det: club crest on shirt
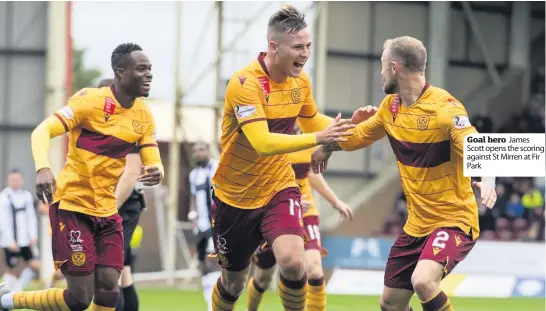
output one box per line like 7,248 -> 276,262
71,251 -> 86,267
218,253 -> 229,267
133,120 -> 144,134
417,115 -> 430,130
291,88 -> 301,104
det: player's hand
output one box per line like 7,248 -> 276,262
8,243 -> 19,253
351,105 -> 378,124
316,113 -> 355,145
188,210 -> 198,221
30,239 -> 37,248
36,168 -> 56,204
138,166 -> 163,186
311,145 -> 332,174
333,200 -> 354,221
301,195 -> 312,213
472,181 -> 497,209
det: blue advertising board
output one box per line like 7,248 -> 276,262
321,237 -> 395,269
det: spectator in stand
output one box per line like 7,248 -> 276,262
505,193 -> 524,219
521,184 -> 545,220
472,114 -> 494,133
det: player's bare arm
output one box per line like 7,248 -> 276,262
115,153 -> 142,209
308,170 -> 354,220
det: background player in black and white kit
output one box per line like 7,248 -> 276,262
187,141 -> 221,311
0,169 -> 40,292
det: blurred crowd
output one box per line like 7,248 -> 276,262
381,67 -> 546,242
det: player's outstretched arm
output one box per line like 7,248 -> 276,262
308,170 -> 354,220
311,105 -> 385,174
242,113 -> 355,156
137,113 -> 164,186
228,77 -> 355,156
115,152 -> 142,209
441,100 -> 497,208
296,69 -> 379,134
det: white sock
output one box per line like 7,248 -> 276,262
44,274 -> 53,289
15,267 -> 35,291
202,271 -> 221,304
2,274 -> 17,290
1,292 -> 14,309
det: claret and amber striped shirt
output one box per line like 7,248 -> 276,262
340,84 -> 481,240
212,53 -> 331,209
31,86 -> 163,217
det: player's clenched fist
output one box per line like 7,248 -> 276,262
35,167 -> 56,204
138,166 -> 163,186
315,113 -> 355,145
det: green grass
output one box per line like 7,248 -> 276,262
7,284 -> 545,310
137,288 -> 545,311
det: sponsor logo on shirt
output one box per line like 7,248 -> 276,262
235,105 -> 256,118
453,115 -> 471,129
59,106 -> 74,119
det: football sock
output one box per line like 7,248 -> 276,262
89,289 -> 119,311
3,288 -> 80,310
2,274 -> 17,290
278,273 -> 307,311
246,277 -> 266,311
421,290 -> 453,311
89,302 -> 115,311
211,277 -> 238,311
306,277 -> 326,311
15,267 -> 35,291
122,284 -> 139,311
202,271 -> 220,310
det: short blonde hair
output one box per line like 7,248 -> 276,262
383,36 -> 427,72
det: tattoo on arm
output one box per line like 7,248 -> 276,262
323,143 -> 342,153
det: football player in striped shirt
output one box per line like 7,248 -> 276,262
312,36 -> 497,311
